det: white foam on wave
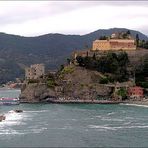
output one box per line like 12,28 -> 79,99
121,103 -> 148,108
107,112 -> 116,116
51,126 -> 72,130
88,125 -> 116,130
0,129 -> 24,135
101,117 -> 124,122
123,122 -> 132,125
29,127 -> 48,133
6,112 -> 22,120
88,124 -> 148,130
0,110 -> 26,127
115,125 -> 148,129
95,115 -> 102,118
0,126 -> 47,135
24,110 -> 49,113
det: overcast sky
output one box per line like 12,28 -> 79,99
0,1 -> 148,36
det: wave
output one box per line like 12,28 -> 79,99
122,103 -> 148,108
0,130 -> 24,135
123,122 -> 132,125
95,115 -> 102,118
0,110 -> 27,127
107,112 -> 116,116
101,117 -> 124,122
88,124 -> 148,130
28,127 -> 48,133
24,110 -> 49,113
88,125 -> 116,130
0,127 -> 48,135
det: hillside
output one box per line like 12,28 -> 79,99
0,28 -> 148,84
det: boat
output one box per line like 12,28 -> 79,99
0,97 -> 20,105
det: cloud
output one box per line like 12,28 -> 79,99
0,1 -> 148,36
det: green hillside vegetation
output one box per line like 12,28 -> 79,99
76,52 -> 129,82
135,57 -> 148,88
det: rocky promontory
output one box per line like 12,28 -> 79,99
20,65 -> 112,103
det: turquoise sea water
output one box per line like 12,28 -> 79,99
0,89 -> 148,147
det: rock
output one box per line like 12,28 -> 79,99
14,109 -> 23,113
19,83 -> 56,103
0,115 -> 6,121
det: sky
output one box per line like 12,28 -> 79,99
0,1 -> 148,37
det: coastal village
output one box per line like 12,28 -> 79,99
19,31 -> 148,103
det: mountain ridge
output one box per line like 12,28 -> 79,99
0,28 -> 147,84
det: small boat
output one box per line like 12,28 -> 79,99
0,97 -> 20,105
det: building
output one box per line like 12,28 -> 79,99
92,39 -> 136,51
92,32 -> 136,51
25,64 -> 45,80
128,86 -> 144,99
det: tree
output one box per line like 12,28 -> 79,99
92,53 -> 96,60
67,58 -> 71,65
76,56 -> 84,66
143,41 -> 148,49
117,88 -> 127,100
136,34 -> 139,46
143,57 -> 148,76
60,64 -> 64,71
100,77 -> 109,84
86,51 -> 89,57
126,30 -> 131,35
117,52 -> 129,67
99,36 -> 107,40
106,52 -> 118,73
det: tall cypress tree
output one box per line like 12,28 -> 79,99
136,34 -> 139,47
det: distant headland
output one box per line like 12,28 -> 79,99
19,30 -> 148,104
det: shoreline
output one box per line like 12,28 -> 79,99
122,99 -> 148,106
20,99 -> 122,104
20,99 -> 148,106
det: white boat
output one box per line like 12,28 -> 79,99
0,97 -> 20,105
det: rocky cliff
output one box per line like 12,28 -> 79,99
20,83 -> 56,103
19,65 -> 112,103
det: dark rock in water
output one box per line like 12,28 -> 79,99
0,115 -> 6,121
14,110 -> 23,113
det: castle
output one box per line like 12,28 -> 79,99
92,32 -> 136,51
72,32 -> 137,61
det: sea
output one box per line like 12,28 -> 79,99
0,89 -> 148,147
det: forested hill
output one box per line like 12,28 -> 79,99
0,28 -> 148,84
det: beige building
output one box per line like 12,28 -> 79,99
25,64 -> 45,80
92,39 -> 136,51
